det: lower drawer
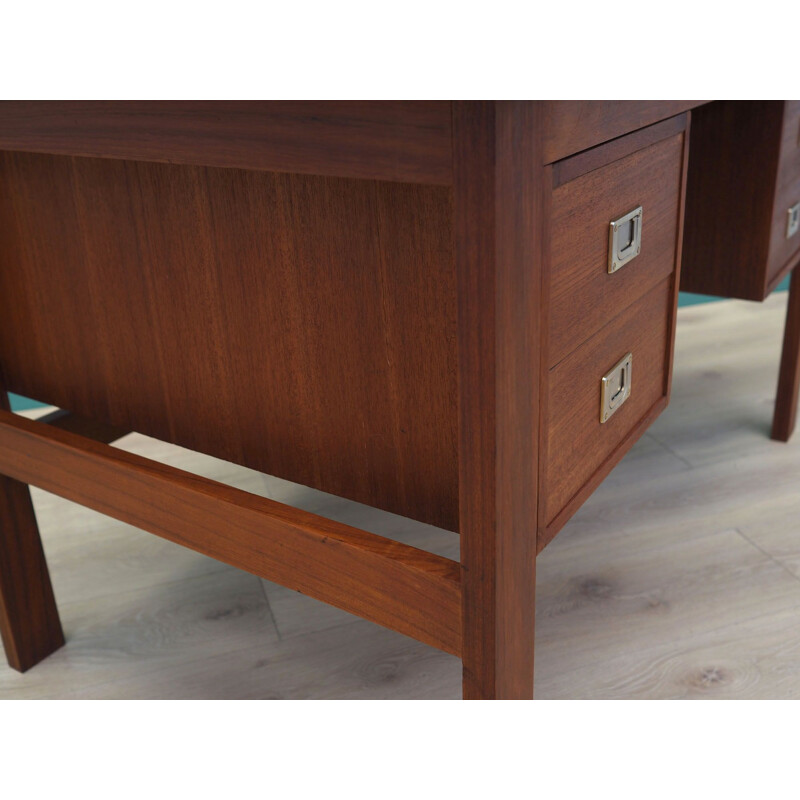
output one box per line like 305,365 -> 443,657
542,278 -> 674,536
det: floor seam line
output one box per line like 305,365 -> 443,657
259,580 -> 283,641
646,431 -> 694,470
733,527 -> 800,586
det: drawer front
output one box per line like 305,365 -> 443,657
767,100 -> 800,285
544,279 -> 673,529
548,131 -> 684,367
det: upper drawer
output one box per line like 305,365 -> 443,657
766,101 -> 800,285
548,125 -> 685,367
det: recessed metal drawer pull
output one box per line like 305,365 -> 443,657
787,202 -> 800,239
608,206 -> 643,273
600,352 -> 632,423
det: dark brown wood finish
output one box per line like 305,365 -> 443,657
0,101 -> 453,185
0,390 -> 64,671
542,101 -> 704,165
453,102 -> 541,699
0,152 -> 459,532
772,268 -> 800,441
0,409 -> 462,655
681,101 -> 799,301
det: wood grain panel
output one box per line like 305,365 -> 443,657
542,101 -> 703,164
549,131 -> 684,366
544,279 -> 672,526
0,409 -> 463,655
0,101 -> 453,185
0,152 -> 459,531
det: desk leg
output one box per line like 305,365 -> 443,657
453,102 -> 542,699
0,392 -> 64,671
772,268 -> 800,442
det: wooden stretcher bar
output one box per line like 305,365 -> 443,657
0,409 -> 462,656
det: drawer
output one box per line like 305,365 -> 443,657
548,127 -> 685,367
543,278 -> 673,530
766,101 -> 800,285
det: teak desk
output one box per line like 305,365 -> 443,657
0,101 -> 798,699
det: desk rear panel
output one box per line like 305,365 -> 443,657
0,152 -> 460,531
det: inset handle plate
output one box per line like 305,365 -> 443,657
608,206 -> 643,274
787,202 -> 800,239
600,352 -> 632,423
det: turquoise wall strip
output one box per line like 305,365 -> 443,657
9,395 -> 49,412
679,275 -> 791,307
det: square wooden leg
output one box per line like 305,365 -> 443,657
772,268 -> 800,442
0,393 -> 64,672
453,102 -> 541,699
0,473 -> 65,672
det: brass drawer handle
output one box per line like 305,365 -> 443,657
608,207 -> 642,273
600,352 -> 632,423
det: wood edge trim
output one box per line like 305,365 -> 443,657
665,120 -> 691,400
552,114 -> 688,189
538,395 -> 669,553
537,165 -> 554,536
0,409 -> 462,656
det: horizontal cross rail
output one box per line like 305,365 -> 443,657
0,410 -> 462,655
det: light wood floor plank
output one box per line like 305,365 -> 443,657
537,605 -> 800,700
0,568 -> 278,699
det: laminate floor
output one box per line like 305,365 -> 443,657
2,294 -> 799,699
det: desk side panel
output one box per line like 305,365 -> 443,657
0,152 -> 459,531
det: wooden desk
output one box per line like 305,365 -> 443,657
681,100 -> 800,442
0,100 -> 789,700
